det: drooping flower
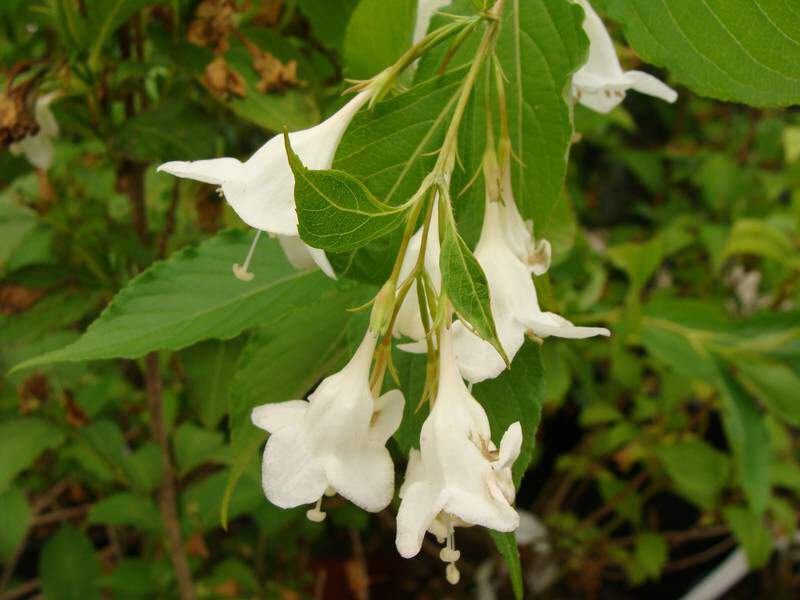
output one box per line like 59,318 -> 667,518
158,89 -> 373,279
250,329 -> 404,520
396,328 -> 521,584
450,172 -> 610,383
9,92 -> 59,171
572,0 -> 677,114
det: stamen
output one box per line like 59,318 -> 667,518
232,230 -> 262,281
306,496 -> 326,523
439,519 -> 461,563
324,486 -> 336,498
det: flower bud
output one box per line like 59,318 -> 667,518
370,280 -> 397,336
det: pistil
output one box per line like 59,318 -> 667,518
233,229 -> 262,281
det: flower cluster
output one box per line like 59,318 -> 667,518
158,0 -> 674,584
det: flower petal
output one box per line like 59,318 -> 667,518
369,389 -> 405,445
157,157 -> 244,186
446,485 -> 519,533
277,235 -> 317,270
627,70 -> 678,104
396,480 -> 449,558
522,311 -> 610,339
496,421 -> 523,471
251,400 -> 308,433
261,425 -> 328,508
327,443 -> 395,512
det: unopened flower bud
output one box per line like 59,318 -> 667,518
370,280 -> 396,336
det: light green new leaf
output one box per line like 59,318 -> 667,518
716,360 -> 772,516
173,423 -> 227,477
286,134 -> 408,252
88,492 -> 163,533
607,0 -> 800,107
655,440 -> 730,509
735,361 -> 800,427
39,526 -> 102,600
0,417 -> 65,490
344,0 -> 416,79
723,506 -> 773,568
497,0 -> 589,226
440,215 -> 507,364
490,531 -> 524,600
12,231 -> 333,371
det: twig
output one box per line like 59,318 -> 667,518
145,353 -> 195,600
663,537 -> 737,573
577,471 -> 648,530
0,579 -> 40,600
32,504 -> 91,526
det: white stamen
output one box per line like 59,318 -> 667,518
324,486 -> 336,497
439,518 -> 461,563
446,563 -> 460,585
232,229 -> 262,281
306,496 -> 326,522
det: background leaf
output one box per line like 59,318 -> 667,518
39,525 -> 102,600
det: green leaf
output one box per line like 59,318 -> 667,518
343,0 -> 416,79
297,0 -> 361,52
286,134 -> 407,253
715,360 -> 772,516
440,215 -> 507,364
490,531 -> 523,600
39,525 -> 102,600
184,465 -> 263,532
12,231 -> 333,371
735,361 -> 800,427
497,0 -> 588,225
634,532 -> 668,580
723,506 -> 773,568
332,67 -> 465,281
88,492 -> 162,533
0,417 -> 65,490
474,341 -> 544,486
392,349 -> 430,453
173,423 -> 227,477
608,0 -> 800,107
87,0 -> 157,69
655,440 -> 730,509
181,336 -> 247,429
0,486 -> 30,561
97,559 -> 168,598
722,218 -> 800,269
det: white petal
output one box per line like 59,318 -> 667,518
496,422 -> 522,470
522,311 -> 610,339
446,485 -> 519,533
576,0 -> 625,80
14,134 -> 54,171
277,235 -> 317,270
34,92 -> 59,137
157,158 -> 244,186
627,70 -> 678,104
251,400 -> 308,433
396,481 -> 448,558
370,389 -> 405,445
450,320 -> 509,384
327,443 -> 395,512
261,425 -> 328,508
413,0 -> 451,44
575,86 -> 626,113
305,245 -> 336,279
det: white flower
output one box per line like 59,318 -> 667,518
10,92 -> 59,171
250,329 -> 404,519
395,328 -> 521,583
572,0 -> 677,114
413,0 -> 452,45
158,89 -> 372,278
393,198 -> 441,342
451,174 -> 610,383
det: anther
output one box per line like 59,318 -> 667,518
306,496 -> 326,523
324,486 -> 336,498
232,230 -> 262,281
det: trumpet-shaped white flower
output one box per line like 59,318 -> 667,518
158,90 -> 373,278
10,92 -> 59,171
572,0 -> 677,114
451,178 -> 610,383
251,330 -> 404,519
396,329 -> 521,583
